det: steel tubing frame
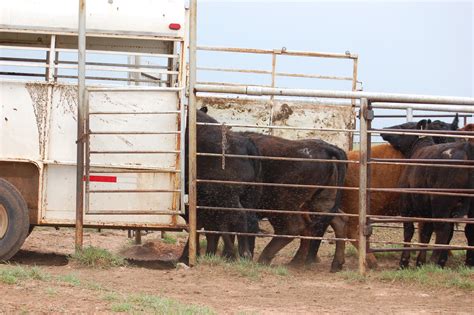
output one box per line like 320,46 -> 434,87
188,3 -> 474,274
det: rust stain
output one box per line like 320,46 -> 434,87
25,83 -> 49,153
55,85 -> 78,121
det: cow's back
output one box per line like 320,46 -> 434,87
343,144 -> 404,216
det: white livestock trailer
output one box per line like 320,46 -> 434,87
0,0 -> 360,261
0,0 -> 188,259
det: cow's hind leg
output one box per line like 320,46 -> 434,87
465,204 -> 474,267
430,222 -> 453,267
416,222 -> 433,267
258,237 -> 293,265
329,215 -> 347,272
205,233 -> 219,256
400,222 -> 415,269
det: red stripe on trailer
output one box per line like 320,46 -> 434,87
83,175 -> 117,183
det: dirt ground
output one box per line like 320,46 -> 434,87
1,225 -> 473,314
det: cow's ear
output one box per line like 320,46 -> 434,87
416,119 -> 429,130
200,106 -> 208,113
451,113 -> 459,130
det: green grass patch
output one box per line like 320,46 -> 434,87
57,273 -> 81,286
109,294 -> 215,314
0,265 -> 50,285
377,265 -> 474,290
198,255 -> 288,280
339,270 -> 367,283
69,246 -> 127,269
162,234 -> 178,245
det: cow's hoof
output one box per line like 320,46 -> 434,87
257,257 -> 272,265
287,259 -> 305,268
399,259 -> 409,269
416,260 -> 426,268
305,255 -> 321,265
367,256 -> 378,270
330,261 -> 343,273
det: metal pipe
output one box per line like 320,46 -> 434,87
197,205 -> 360,218
196,179 -> 359,191
370,240 -> 474,251
198,230 -> 357,242
196,121 -> 356,133
75,0 -> 86,252
358,98 -> 369,275
194,84 -> 474,106
197,46 -> 358,59
406,107 -> 413,122
197,152 -> 359,164
188,0 -> 198,267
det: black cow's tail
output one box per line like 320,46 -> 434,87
240,137 -> 263,214
327,145 -> 348,215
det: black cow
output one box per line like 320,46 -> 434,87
381,119 -> 474,268
179,109 -> 262,263
238,132 -> 348,271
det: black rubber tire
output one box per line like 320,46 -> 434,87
0,178 -> 29,261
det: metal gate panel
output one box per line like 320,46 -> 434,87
197,96 -> 355,151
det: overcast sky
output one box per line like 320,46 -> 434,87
197,0 -> 473,98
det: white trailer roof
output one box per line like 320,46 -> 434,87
0,0 -> 185,39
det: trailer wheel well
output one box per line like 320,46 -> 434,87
0,161 -> 40,225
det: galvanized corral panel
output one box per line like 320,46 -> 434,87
1,0 -> 185,39
197,96 -> 355,151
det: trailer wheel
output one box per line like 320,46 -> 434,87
0,178 -> 29,260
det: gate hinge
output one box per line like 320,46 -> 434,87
363,109 -> 374,121
363,223 -> 373,237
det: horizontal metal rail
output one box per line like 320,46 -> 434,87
370,128 -> 474,140
56,74 -> 164,84
197,46 -> 358,59
196,179 -> 359,191
369,216 -> 474,224
55,47 -> 178,59
369,245 -> 474,252
0,71 -> 45,78
370,240 -> 474,251
197,121 -> 356,133
89,131 -> 180,135
197,152 -> 359,164
89,111 -> 180,115
86,210 -> 181,215
90,168 -> 180,174
197,66 -> 353,81
194,84 -> 474,106
369,159 -> 474,169
196,81 -> 273,88
197,179 -> 474,198
196,205 -> 360,218
369,187 -> 474,198
89,189 -> 180,193
89,150 -> 179,154
198,230 -> 357,242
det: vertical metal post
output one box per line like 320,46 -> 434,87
75,0 -> 86,252
349,56 -> 359,150
188,0 -> 198,266
358,97 -> 371,275
47,35 -> 56,82
406,107 -> 413,122
268,52 -> 277,135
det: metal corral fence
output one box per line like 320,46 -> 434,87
189,79 -> 474,276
